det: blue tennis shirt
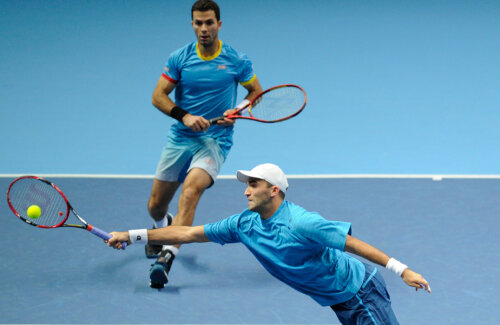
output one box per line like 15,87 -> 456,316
204,201 -> 366,306
162,40 -> 256,151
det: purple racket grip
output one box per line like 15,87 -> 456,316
89,225 -> 127,249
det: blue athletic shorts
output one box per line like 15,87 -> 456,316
331,263 -> 399,325
154,134 -> 228,183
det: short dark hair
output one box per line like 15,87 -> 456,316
191,0 -> 220,21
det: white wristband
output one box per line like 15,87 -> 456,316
386,257 -> 408,277
128,229 -> 148,244
235,99 -> 250,109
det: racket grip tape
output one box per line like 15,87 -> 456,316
88,225 -> 127,249
209,113 -> 238,125
208,116 -> 224,125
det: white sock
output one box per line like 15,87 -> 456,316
154,216 -> 171,228
162,245 -> 179,256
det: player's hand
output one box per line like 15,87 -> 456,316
401,268 -> 431,293
182,114 -> 210,132
216,109 -> 237,126
107,231 -> 130,250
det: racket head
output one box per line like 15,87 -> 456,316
235,84 -> 307,123
7,176 -> 70,228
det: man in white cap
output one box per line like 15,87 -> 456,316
107,163 -> 431,325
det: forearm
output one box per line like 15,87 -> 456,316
124,225 -> 209,247
344,235 -> 390,267
245,89 -> 260,102
152,92 -> 178,117
151,77 -> 186,119
342,236 -> 431,293
147,225 -> 209,245
243,78 -> 263,101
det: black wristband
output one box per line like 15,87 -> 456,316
170,106 -> 189,122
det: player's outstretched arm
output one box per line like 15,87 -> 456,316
107,225 -> 209,250
345,235 -> 431,293
149,225 -> 209,245
401,268 -> 431,292
107,231 -> 131,248
344,234 -> 391,266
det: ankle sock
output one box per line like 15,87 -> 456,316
154,216 -> 171,228
162,245 -> 179,256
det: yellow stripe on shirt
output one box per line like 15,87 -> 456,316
197,40 -> 223,61
240,74 -> 257,86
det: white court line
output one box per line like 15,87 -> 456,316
0,174 -> 156,179
0,174 -> 499,180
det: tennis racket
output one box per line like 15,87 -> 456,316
7,176 -> 127,249
209,84 -> 307,124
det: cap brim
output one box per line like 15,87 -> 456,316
236,170 -> 257,183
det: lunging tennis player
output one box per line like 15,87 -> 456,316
108,163 -> 430,324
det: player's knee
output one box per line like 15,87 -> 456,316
147,199 -> 167,219
180,185 -> 203,202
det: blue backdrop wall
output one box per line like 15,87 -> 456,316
1,0 -> 499,175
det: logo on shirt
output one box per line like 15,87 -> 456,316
205,157 -> 215,166
217,65 -> 227,70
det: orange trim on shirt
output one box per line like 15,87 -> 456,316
162,73 -> 178,84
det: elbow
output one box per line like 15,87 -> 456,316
152,93 -> 160,108
152,88 -> 165,108
344,235 -> 355,254
186,226 -> 206,243
185,227 -> 198,243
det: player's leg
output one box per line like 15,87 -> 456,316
146,137 -> 190,258
150,136 -> 226,288
145,179 -> 180,258
172,167 -> 213,227
149,168 -> 212,288
148,179 -> 180,223
169,136 -> 225,230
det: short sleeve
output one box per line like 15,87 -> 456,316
295,212 -> 352,251
162,51 -> 181,83
204,214 -> 241,245
236,53 -> 255,85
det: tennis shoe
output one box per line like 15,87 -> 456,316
149,249 -> 175,288
145,212 -> 173,258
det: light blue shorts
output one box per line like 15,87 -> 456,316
154,134 -> 228,184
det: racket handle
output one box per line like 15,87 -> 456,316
209,114 -> 239,125
88,225 -> 127,249
208,116 -> 224,125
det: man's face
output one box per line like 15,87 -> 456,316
244,178 -> 274,213
192,10 -> 221,48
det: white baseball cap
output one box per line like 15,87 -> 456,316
236,163 -> 289,193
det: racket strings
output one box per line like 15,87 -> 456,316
8,178 -> 68,227
250,86 -> 305,121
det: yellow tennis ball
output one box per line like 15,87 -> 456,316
27,205 -> 42,219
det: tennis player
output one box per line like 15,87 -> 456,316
146,0 -> 262,287
108,163 -> 431,324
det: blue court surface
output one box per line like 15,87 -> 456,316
1,0 -> 499,324
1,176 -> 499,324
